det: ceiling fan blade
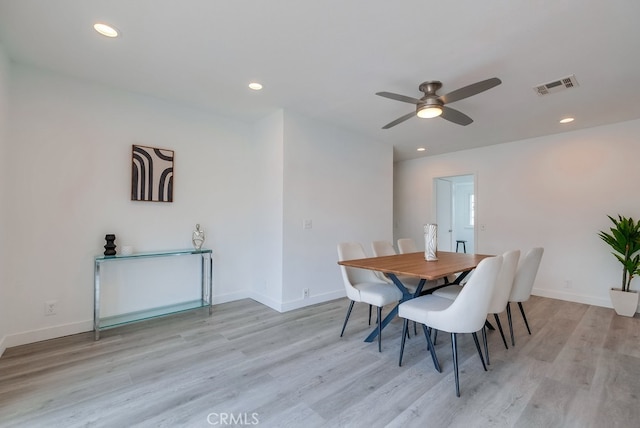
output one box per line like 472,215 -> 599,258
440,106 -> 473,126
439,77 -> 502,104
376,91 -> 422,104
382,111 -> 415,129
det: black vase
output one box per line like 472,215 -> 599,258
104,234 -> 116,256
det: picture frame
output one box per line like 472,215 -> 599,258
131,144 -> 174,202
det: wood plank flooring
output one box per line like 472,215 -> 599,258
1,296 -> 639,427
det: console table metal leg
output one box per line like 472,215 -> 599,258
94,260 -> 101,341
202,253 -> 214,315
208,254 -> 213,315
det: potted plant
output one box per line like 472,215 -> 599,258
598,215 -> 640,316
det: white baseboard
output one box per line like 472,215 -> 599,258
0,335 -> 6,358
212,290 -> 251,305
532,287 -> 612,308
280,289 -> 346,312
249,291 -> 284,312
2,320 -> 93,350
248,289 -> 346,313
1,291 -> 252,351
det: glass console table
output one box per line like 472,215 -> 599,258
94,248 -> 213,340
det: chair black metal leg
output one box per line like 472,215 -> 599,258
494,313 -> 508,349
433,329 -> 438,345
451,333 -> 460,397
507,302 -> 515,346
420,324 -> 431,350
423,324 -> 441,373
481,326 -> 489,365
518,302 -> 531,335
368,304 -> 372,326
472,332 -> 487,371
377,306 -> 383,352
414,321 -> 417,336
399,319 -> 409,366
340,300 -> 355,337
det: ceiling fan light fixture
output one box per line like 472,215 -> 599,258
417,105 -> 443,119
93,23 -> 119,38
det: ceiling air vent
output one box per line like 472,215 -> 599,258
533,74 -> 579,96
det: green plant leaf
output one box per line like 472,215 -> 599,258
599,215 -> 640,292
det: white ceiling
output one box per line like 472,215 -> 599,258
1,0 -> 639,161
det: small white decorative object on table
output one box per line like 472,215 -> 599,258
424,223 -> 438,261
192,224 -> 205,250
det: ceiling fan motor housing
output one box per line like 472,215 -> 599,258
416,96 -> 444,115
419,81 -> 443,95
417,81 -> 444,116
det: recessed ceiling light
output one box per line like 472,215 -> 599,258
417,147 -> 426,152
248,82 -> 263,91
94,23 -> 119,38
559,117 -> 575,124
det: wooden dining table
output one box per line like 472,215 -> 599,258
338,251 -> 493,343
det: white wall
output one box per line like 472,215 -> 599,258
250,110 -> 285,309
281,112 -> 393,309
247,110 -> 393,312
3,64 -> 257,347
1,63 -> 393,350
395,119 -> 640,310
0,43 -> 10,354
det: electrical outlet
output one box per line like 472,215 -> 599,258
564,280 -> 572,289
44,300 -> 57,316
303,288 -> 310,298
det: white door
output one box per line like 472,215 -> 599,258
435,174 -> 475,253
435,178 -> 453,251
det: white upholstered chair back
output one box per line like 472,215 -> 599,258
488,250 -> 520,314
397,238 -> 418,254
509,247 -> 544,303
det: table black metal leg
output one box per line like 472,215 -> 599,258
364,273 -> 420,343
364,304 -> 398,342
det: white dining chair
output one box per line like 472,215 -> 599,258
507,247 -> 544,346
337,242 -> 403,352
397,238 -> 418,254
370,240 -> 401,283
371,240 -> 398,257
398,255 -> 503,397
431,283 -> 463,300
433,250 -> 520,361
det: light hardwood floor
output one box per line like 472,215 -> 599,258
1,296 -> 639,427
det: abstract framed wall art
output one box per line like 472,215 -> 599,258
131,145 -> 174,202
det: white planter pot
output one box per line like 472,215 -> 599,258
609,288 -> 639,317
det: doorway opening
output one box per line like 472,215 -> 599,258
434,174 -> 475,253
